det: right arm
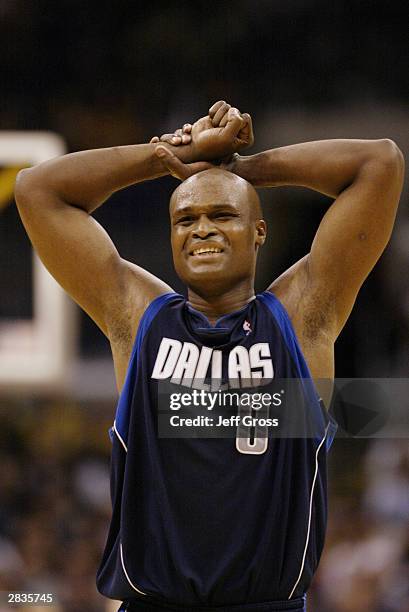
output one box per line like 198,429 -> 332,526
14,103 -> 249,345
14,143 -> 175,342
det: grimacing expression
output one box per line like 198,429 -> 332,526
170,169 -> 266,293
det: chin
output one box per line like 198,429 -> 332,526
182,269 -> 241,296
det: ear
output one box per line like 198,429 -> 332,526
255,220 -> 267,247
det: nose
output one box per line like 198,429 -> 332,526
192,215 -> 217,239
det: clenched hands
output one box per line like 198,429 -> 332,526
151,101 -> 253,181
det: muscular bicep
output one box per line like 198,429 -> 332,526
307,141 -> 404,338
14,172 -> 173,337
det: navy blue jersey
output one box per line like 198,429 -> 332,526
97,291 -> 337,607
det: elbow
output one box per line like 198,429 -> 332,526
361,139 -> 405,194
14,168 -> 34,207
372,139 -> 405,179
14,167 -> 45,208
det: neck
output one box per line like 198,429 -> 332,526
187,280 -> 255,325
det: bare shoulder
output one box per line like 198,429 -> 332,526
107,258 -> 174,392
267,254 -> 335,382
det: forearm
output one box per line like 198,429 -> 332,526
17,142 -> 184,213
232,139 -> 401,198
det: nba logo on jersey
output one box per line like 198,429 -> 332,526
243,319 -> 252,335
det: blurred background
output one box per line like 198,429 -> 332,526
0,1 -> 408,610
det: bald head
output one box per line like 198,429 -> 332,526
169,167 -> 267,293
170,168 -> 262,221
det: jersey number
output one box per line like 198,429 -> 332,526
235,402 -> 269,455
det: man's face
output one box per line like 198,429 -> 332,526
170,169 -> 265,295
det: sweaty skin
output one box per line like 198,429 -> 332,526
14,102 -> 404,406
170,168 -> 265,311
157,138 -> 405,405
168,169 -> 333,403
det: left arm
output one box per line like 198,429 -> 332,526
152,116 -> 404,341
230,139 -> 405,339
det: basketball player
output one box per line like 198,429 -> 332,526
14,101 -> 404,611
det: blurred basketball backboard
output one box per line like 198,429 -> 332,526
0,132 -> 77,392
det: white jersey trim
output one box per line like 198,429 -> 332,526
120,541 -> 146,596
288,425 -> 329,599
113,420 -> 128,453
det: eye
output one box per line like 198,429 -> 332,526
176,216 -> 194,225
213,212 -> 236,220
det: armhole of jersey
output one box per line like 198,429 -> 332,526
112,292 -> 181,450
257,290 -> 337,451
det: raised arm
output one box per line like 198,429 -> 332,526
14,104 -> 249,345
232,139 -> 405,339
14,143 -> 175,342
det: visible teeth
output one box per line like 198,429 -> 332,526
192,247 -> 222,256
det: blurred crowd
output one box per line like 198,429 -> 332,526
0,401 -> 113,612
0,402 -> 408,612
310,440 -> 409,611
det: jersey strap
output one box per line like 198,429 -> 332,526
257,291 -> 337,450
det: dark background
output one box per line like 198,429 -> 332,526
0,2 -> 408,611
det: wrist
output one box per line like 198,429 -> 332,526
160,142 -> 197,165
224,153 -> 259,185
147,142 -> 174,175
237,151 -> 282,187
